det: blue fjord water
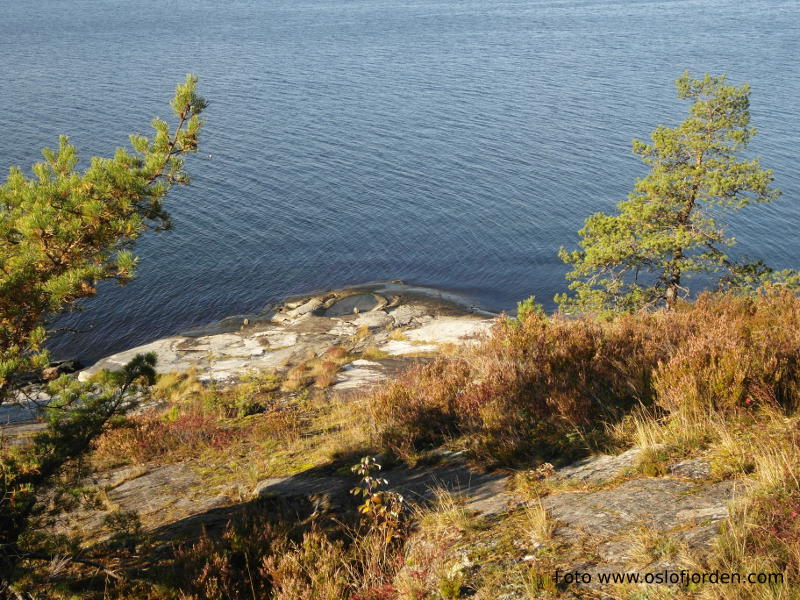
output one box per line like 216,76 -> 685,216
0,0 -> 798,363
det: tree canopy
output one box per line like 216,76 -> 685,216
0,77 -> 205,583
0,75 -> 206,398
557,72 -> 798,314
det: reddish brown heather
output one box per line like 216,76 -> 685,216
370,290 -> 800,465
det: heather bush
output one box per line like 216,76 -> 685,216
164,484 -> 407,600
93,411 -> 242,467
372,309 -> 678,463
369,358 -> 471,461
655,291 -> 800,417
170,513 -> 292,600
372,290 -> 800,465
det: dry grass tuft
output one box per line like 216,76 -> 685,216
524,499 -> 555,544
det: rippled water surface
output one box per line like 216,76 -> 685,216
1,0 -> 798,362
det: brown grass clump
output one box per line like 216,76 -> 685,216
324,345 -> 350,360
151,371 -> 206,404
257,408 -> 304,443
313,360 -> 339,388
281,363 -> 311,392
701,421 -> 800,597
354,324 -> 371,340
281,350 -> 352,392
388,328 -> 408,342
361,346 -> 389,360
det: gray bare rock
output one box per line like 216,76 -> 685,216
539,475 -> 740,588
254,460 -> 509,517
556,447 -> 642,484
543,478 -> 736,540
334,359 -> 387,390
596,540 -> 635,564
47,463 -> 232,546
352,310 -> 393,330
286,297 -> 324,318
76,283 -> 493,387
669,458 -> 712,480
389,305 -> 428,326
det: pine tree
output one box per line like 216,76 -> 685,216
0,75 -> 206,398
557,72 -> 797,315
0,78 -> 206,584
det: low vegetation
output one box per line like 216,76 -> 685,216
4,289 -> 800,598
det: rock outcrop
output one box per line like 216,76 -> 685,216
77,282 -> 494,387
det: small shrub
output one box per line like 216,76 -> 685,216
92,415 -> 174,466
748,488 -> 800,573
370,358 -> 470,461
281,363 -> 311,392
171,513 -> 291,600
313,360 -> 340,388
350,584 -> 399,600
103,510 -> 143,552
437,569 -> 464,600
324,345 -> 350,361
351,456 -> 406,544
93,410 -> 241,466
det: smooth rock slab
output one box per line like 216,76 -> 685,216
403,316 -> 493,345
334,360 -> 388,390
78,285 -> 495,386
556,447 -> 642,484
388,305 -> 429,326
353,311 -> 393,329
79,337 -> 185,381
543,478 -> 737,541
286,298 -> 324,318
252,330 -> 298,348
381,340 -> 439,355
669,458 -> 712,480
254,460 -> 509,516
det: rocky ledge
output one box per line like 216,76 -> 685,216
78,281 -> 495,388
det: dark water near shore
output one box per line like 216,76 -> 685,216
1,0 -> 798,363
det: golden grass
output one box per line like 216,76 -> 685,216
523,499 -> 555,544
388,328 -> 408,342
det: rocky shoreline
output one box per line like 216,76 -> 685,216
79,281 -> 495,387
2,282 -> 495,428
